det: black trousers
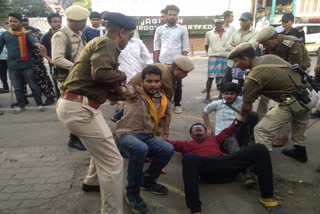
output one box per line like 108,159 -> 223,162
223,66 -> 233,83
182,144 -> 273,213
0,60 -> 9,90
173,79 -> 182,106
223,66 -> 244,93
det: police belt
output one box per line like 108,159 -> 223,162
60,91 -> 100,109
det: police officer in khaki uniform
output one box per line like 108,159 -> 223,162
56,12 -> 136,214
257,26 -> 310,70
255,26 -> 311,147
228,42 -> 316,163
52,5 -> 89,151
129,55 -> 195,101
52,5 -> 88,75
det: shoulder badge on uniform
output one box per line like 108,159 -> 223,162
282,40 -> 294,47
52,33 -> 62,39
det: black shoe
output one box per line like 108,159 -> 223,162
68,135 -> 86,151
0,88 -> 9,93
125,194 -> 147,214
282,145 -> 307,163
82,183 -> 100,192
310,110 -> 320,118
44,97 -> 55,106
140,182 -> 168,195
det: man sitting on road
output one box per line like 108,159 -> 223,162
167,119 -> 283,214
202,82 -> 258,154
202,82 -> 259,188
116,66 -> 174,214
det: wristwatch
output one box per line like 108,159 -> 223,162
232,118 -> 243,127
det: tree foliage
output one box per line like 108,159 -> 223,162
11,0 -> 54,17
73,0 -> 91,11
60,0 -> 91,10
0,0 -> 54,19
0,0 -> 12,20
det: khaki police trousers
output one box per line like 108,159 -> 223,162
254,103 -> 309,151
56,98 -> 123,214
256,95 -> 289,139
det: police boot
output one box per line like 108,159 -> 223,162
68,134 -> 86,151
282,145 -> 307,163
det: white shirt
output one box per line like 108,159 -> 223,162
154,23 -> 189,64
203,97 -> 242,135
275,26 -> 284,33
118,38 -> 153,81
255,17 -> 270,31
205,28 -> 229,57
224,24 -> 236,39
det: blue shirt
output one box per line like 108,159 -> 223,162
83,27 -> 105,43
0,31 -> 38,69
203,96 -> 242,135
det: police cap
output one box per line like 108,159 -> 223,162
227,43 -> 255,60
103,12 -> 136,30
256,26 -> 277,43
239,12 -> 253,21
65,5 -> 90,21
174,56 -> 195,72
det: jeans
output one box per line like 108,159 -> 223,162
116,133 -> 174,196
173,79 -> 182,106
182,144 -> 273,213
9,68 -> 43,108
0,60 -> 9,90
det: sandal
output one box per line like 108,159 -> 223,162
258,198 -> 285,214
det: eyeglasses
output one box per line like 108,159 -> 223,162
281,20 -> 289,24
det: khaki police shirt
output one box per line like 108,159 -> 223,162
116,87 -> 171,136
242,55 -> 306,103
264,35 -> 311,70
129,63 -> 175,100
61,35 -> 126,104
51,26 -> 85,70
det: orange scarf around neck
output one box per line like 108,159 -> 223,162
141,88 -> 168,136
8,27 -> 30,61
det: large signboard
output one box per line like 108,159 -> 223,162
136,16 -> 215,35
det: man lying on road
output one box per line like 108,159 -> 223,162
167,117 -> 284,214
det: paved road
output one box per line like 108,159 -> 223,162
0,55 -> 319,214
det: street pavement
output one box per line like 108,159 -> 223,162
0,55 -> 319,214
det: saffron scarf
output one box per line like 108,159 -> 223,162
8,27 -> 30,61
141,88 -> 168,136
